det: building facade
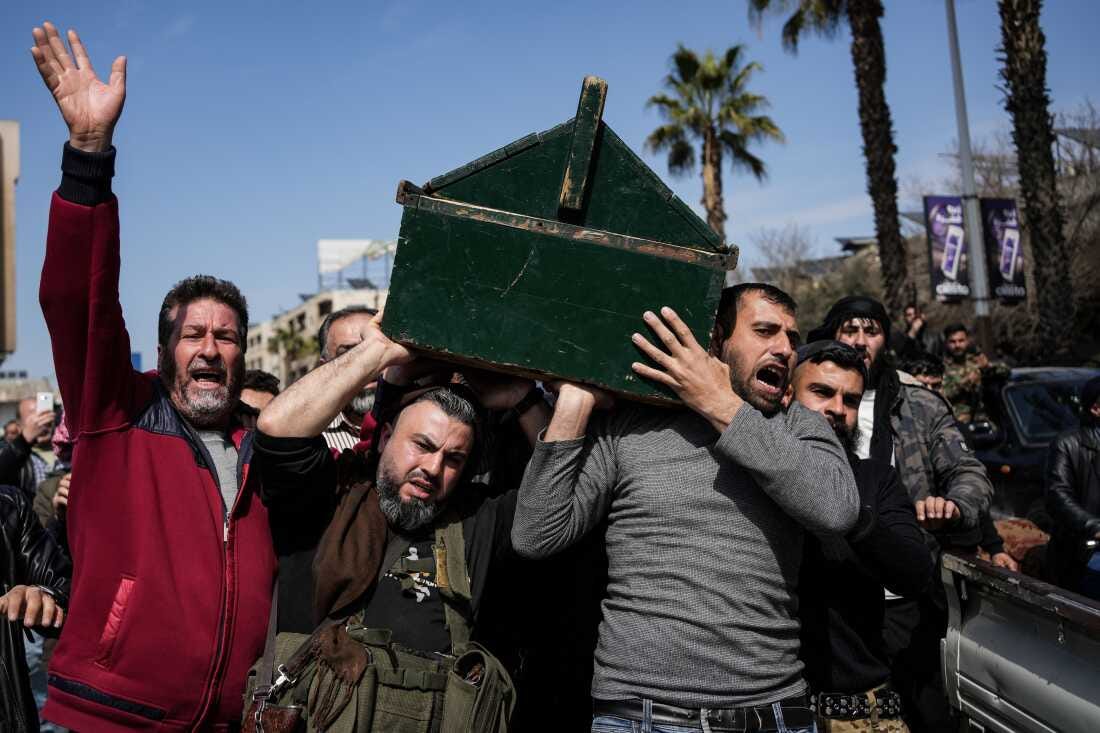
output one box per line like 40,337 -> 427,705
245,288 -> 388,387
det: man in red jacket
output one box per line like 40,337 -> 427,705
31,22 -> 275,731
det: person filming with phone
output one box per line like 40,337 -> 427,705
0,396 -> 58,501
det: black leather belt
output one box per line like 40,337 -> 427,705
811,688 -> 902,720
593,695 -> 815,731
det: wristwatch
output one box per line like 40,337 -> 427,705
505,386 -> 545,423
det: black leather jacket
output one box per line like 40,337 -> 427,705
0,436 -> 45,500
1044,424 -> 1100,591
0,484 -> 72,732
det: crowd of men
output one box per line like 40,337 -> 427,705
2,20 -> 1100,733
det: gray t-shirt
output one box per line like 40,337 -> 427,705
511,402 -> 858,708
198,430 -> 240,528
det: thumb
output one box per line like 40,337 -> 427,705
109,55 -> 126,91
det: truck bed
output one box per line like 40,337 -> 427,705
942,552 -> 1100,731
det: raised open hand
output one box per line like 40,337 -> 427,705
31,22 -> 125,152
631,307 -> 742,431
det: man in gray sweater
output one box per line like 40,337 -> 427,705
512,284 -> 859,732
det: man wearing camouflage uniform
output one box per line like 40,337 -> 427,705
810,296 -> 994,733
941,323 -> 1009,424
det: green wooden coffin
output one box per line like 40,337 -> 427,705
381,77 -> 738,403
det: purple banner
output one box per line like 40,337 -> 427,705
923,195 -> 970,301
981,198 -> 1026,303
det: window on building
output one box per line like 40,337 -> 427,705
318,299 -> 333,318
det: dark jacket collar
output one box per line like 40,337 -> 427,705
1080,424 -> 1100,451
135,379 -> 252,469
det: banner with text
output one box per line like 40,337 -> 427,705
981,198 -> 1026,304
923,196 -> 970,301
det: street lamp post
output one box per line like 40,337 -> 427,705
945,0 -> 994,354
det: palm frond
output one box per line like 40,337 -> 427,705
721,45 -> 746,77
646,93 -> 687,119
720,130 -> 768,180
671,45 -> 700,85
747,0 -> 798,30
728,61 -> 763,95
645,123 -> 687,153
667,139 -> 696,176
748,1 -> 846,53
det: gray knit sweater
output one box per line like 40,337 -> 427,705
511,402 -> 858,708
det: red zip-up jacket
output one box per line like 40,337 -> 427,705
38,147 -> 276,731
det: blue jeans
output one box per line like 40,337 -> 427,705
592,700 -> 817,733
25,631 -> 66,732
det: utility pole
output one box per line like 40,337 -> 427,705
0,121 -> 19,365
945,0 -> 994,353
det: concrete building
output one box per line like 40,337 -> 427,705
0,372 -> 58,425
1,121 -> 20,364
245,287 -> 388,387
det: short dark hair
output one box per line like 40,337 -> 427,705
317,305 -> 379,360
796,341 -> 868,388
899,352 -> 945,378
242,369 -> 280,396
943,322 -> 968,339
904,302 -> 922,313
713,283 -> 797,346
399,384 -> 485,475
158,275 -> 249,351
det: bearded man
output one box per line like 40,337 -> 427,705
787,341 -> 932,732
254,311 -> 549,650
512,283 -> 859,733
809,296 -> 993,733
941,323 -> 1009,425
316,305 -> 381,453
33,23 -> 275,730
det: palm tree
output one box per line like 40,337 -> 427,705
748,0 -> 908,315
267,326 -> 316,385
997,0 -> 1074,359
646,44 -> 784,241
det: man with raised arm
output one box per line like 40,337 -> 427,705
253,311 -> 549,629
31,23 -> 275,731
511,284 -> 859,733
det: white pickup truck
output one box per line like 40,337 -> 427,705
941,552 -> 1100,731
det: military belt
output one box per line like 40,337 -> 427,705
811,688 -> 902,720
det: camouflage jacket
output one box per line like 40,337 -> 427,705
942,353 -> 1010,423
889,371 -> 993,530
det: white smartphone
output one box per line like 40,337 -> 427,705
36,391 -> 55,414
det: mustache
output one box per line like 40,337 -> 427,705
759,357 -> 789,370
187,358 -> 226,376
404,468 -> 439,494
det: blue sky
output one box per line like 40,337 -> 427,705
2,0 -> 1097,381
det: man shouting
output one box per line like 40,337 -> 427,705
32,23 -> 274,731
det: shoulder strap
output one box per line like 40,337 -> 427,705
253,581 -> 280,700
434,511 -> 473,649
